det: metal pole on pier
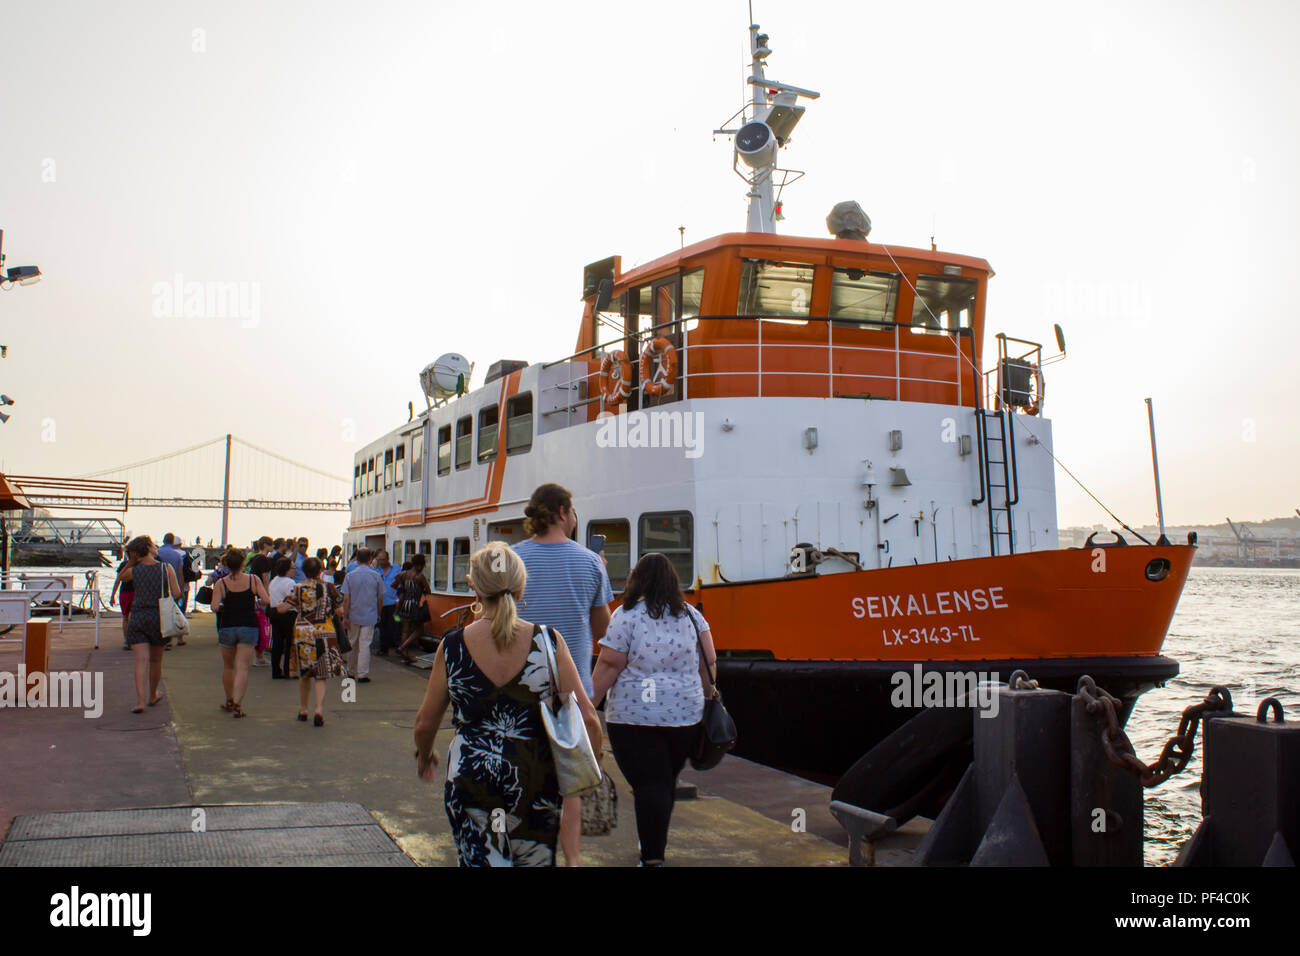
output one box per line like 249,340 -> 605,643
220,433 -> 231,547
1145,398 -> 1169,545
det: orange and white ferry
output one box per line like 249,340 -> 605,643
345,22 -> 1191,778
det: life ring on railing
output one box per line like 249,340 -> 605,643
600,350 -> 632,404
639,337 -> 678,396
1024,365 -> 1045,416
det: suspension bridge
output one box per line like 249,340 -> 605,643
8,435 -> 350,550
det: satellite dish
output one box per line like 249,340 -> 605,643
420,353 -> 472,404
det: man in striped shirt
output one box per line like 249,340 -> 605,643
513,483 -> 612,867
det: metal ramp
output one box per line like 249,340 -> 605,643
0,802 -> 416,867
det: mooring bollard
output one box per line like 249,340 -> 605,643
1177,697 -> 1298,866
1070,692 -> 1143,866
915,676 -> 1071,866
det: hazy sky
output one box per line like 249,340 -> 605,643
2,0 -> 1297,546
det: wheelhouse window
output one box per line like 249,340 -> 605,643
478,405 -> 499,463
384,449 -> 394,489
682,268 -> 704,331
452,538 -> 470,591
910,275 -> 977,334
395,445 -> 405,486
437,425 -> 451,476
433,539 -> 448,590
738,260 -> 813,320
505,393 -> 533,455
830,269 -> 899,326
638,511 -> 693,587
588,519 -> 631,592
455,416 -> 472,470
411,433 -> 423,483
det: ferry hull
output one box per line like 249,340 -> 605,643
694,543 -> 1193,778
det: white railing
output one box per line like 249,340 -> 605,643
542,315 -> 979,417
0,570 -> 103,649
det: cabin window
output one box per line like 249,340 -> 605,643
830,269 -> 899,326
404,541 -> 416,564
366,458 -> 374,495
455,416 -> 473,470
411,433 -> 423,483
384,449 -> 394,489
505,393 -> 533,455
433,539 -> 448,590
910,275 -> 977,334
419,540 -> 432,585
478,405 -> 499,463
353,465 -> 360,499
597,292 -> 626,350
638,511 -> 693,587
588,519 -> 631,592
452,538 -> 470,592
391,539 -> 401,563
395,445 -> 405,487
487,520 -> 527,546
437,425 -> 451,476
737,260 -> 813,320
682,268 -> 704,330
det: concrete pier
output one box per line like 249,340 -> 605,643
0,616 -> 926,866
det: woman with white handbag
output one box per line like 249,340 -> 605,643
413,542 -> 603,867
120,536 -> 183,713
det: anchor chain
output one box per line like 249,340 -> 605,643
1076,677 -> 1233,788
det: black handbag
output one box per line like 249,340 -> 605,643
687,610 -> 737,771
196,586 -> 214,605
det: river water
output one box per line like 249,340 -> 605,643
14,563 -> 1300,866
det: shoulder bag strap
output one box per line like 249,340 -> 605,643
538,625 -> 559,707
687,606 -> 715,687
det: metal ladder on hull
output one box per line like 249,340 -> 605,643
971,409 -> 1019,556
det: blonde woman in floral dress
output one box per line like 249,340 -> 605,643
412,542 -> 601,866
281,556 -> 347,726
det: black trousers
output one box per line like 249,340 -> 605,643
608,722 -> 698,864
269,609 -> 296,678
377,605 -> 399,652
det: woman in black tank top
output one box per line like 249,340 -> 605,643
212,548 -> 270,718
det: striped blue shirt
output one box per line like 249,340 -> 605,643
513,539 -> 613,697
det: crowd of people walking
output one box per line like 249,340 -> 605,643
109,481 -> 724,868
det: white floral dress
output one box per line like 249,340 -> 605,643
442,624 -> 560,867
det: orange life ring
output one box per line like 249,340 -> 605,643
600,350 -> 632,405
639,337 -> 678,396
1024,366 -> 1045,416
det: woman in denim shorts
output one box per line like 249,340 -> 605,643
211,547 -> 270,718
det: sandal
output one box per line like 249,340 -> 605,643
148,694 -> 164,707
130,705 -> 145,714
313,713 -> 324,727
297,711 -> 308,721
220,698 -> 235,712
232,703 -> 246,718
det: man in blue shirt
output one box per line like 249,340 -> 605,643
513,483 -> 612,867
293,536 -> 309,583
340,547 -> 384,683
156,533 -> 190,641
373,549 -> 401,657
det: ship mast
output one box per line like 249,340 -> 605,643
718,22 -> 820,233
